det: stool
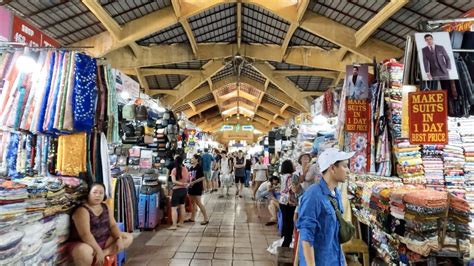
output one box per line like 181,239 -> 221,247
117,223 -> 126,266
342,239 -> 369,266
276,247 -> 293,266
104,255 -> 117,266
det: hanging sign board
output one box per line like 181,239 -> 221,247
442,9 -> 474,32
408,90 -> 448,144
0,7 -> 12,42
113,69 -> 140,100
12,16 -> 60,47
12,16 -> 41,47
345,99 -> 370,132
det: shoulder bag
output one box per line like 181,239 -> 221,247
327,196 -> 355,244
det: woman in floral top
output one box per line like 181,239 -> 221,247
279,160 -> 297,247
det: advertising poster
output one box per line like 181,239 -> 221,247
415,32 -> 459,80
408,90 -> 448,145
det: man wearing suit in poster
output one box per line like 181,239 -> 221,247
346,66 -> 368,99
422,34 -> 451,80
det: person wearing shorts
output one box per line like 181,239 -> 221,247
201,149 -> 214,193
234,150 -> 246,197
169,156 -> 189,230
187,154 -> 209,225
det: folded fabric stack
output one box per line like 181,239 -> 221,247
0,230 -> 24,265
55,214 -> 71,265
394,139 -> 425,185
448,196 -> 471,242
0,180 -> 28,231
422,145 -> 445,191
20,222 -> 44,265
385,88 -> 402,139
443,142 -> 466,198
402,189 -> 448,255
370,185 -> 393,226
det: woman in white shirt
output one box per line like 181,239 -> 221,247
218,151 -> 233,198
251,156 -> 268,200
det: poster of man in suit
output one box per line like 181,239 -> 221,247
415,32 -> 459,80
345,65 -> 369,99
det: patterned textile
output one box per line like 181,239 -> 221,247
72,53 -> 97,131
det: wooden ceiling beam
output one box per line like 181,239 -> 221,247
300,11 -> 403,61
301,91 -> 324,97
183,101 -> 217,117
259,101 -> 292,119
172,85 -> 212,109
274,70 -> 338,79
252,62 -> 310,112
355,0 -> 409,47
106,43 -> 356,72
237,2 -> 242,51
280,0 -> 310,60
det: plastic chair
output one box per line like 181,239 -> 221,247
103,255 -> 117,266
116,223 -> 126,266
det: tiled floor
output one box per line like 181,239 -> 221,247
125,187 -> 280,266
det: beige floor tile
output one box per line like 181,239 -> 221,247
194,253 -> 214,260
197,246 -> 216,253
169,258 -> 191,266
190,259 -> 212,266
174,252 -> 195,259
214,252 -> 234,260
212,259 -> 233,266
232,260 -> 254,266
234,253 -> 253,260
234,247 -> 252,254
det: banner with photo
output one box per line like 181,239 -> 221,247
414,32 -> 459,80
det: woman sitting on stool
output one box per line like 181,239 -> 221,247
68,183 -> 133,266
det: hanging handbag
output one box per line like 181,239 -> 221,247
122,103 -> 136,121
144,135 -> 154,144
327,196 -> 355,244
135,105 -> 148,121
144,126 -> 154,136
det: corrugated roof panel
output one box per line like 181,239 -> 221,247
212,63 -> 234,82
137,23 -> 188,45
262,94 -> 284,108
145,74 -> 187,89
290,27 -> 340,50
102,0 -> 171,25
258,106 -> 273,115
287,76 -> 333,91
286,106 -> 300,115
216,85 -> 236,97
189,4 -> 237,43
192,93 -> 215,106
241,66 -> 266,84
151,60 -> 209,69
268,61 -> 317,70
307,0 -> 386,30
175,103 -> 191,113
6,1 -> 105,45
242,4 -> 289,44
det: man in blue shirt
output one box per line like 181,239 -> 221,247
296,148 -> 354,266
201,148 -> 214,193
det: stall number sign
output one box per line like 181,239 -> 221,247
345,99 -> 370,132
408,90 -> 448,144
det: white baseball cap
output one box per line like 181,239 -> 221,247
318,148 -> 355,173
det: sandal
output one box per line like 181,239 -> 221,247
167,226 -> 177,230
200,221 -> 209,225
265,221 -> 277,226
184,219 -> 195,223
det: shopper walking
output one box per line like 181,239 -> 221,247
244,157 -> 252,187
278,159 -> 297,247
296,153 -> 311,183
219,151 -> 233,198
168,156 -> 189,230
211,149 -> 221,192
296,148 -> 355,266
201,148 -> 214,193
234,150 -> 246,198
187,154 -> 209,225
252,156 -> 269,200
